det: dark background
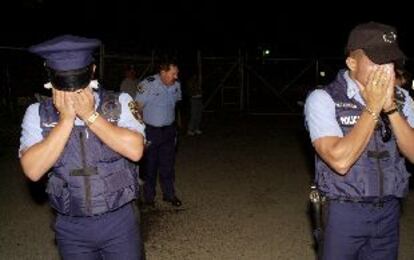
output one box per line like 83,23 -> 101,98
1,1 -> 414,115
1,1 -> 413,57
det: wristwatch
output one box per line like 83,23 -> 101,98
364,106 -> 379,122
85,111 -> 100,126
384,107 -> 399,116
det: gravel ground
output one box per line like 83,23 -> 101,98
1,114 -> 413,260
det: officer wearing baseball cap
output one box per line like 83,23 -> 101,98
305,22 -> 414,259
346,21 -> 406,67
20,35 -> 145,259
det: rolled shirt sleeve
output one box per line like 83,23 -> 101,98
19,92 -> 145,158
117,93 -> 145,136
399,88 -> 414,128
305,85 -> 414,143
19,103 -> 43,157
304,89 -> 343,142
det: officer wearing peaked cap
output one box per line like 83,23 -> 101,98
29,34 -> 101,72
20,35 -> 145,259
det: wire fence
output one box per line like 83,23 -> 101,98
1,46 -> 413,146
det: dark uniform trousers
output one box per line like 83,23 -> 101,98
142,123 -> 177,202
322,198 -> 400,260
55,203 -> 141,260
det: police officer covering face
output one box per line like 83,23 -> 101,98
305,22 -> 414,259
19,35 -> 145,259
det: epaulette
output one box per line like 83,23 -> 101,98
146,76 -> 155,82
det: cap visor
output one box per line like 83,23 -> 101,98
364,45 -> 406,65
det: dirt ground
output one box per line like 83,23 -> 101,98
1,114 -> 414,259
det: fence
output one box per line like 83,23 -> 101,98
101,49 -> 350,115
1,46 -> 412,118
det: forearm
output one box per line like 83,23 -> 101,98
388,112 -> 414,162
87,115 -> 144,161
20,119 -> 73,181
317,112 -> 377,174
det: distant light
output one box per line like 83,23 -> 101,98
262,49 -> 270,57
320,71 -> 326,77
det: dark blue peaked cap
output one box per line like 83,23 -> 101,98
28,35 -> 101,71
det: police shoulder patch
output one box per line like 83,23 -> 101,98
128,101 -> 144,123
137,83 -> 147,94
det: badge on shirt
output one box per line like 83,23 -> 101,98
128,101 -> 144,123
101,93 -> 121,123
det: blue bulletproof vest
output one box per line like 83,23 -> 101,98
315,71 -> 410,199
39,90 -> 138,216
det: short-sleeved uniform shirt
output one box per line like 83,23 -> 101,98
135,74 -> 181,127
305,70 -> 414,142
19,90 -> 145,156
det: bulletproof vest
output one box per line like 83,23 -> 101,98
39,90 -> 138,216
315,71 -> 410,199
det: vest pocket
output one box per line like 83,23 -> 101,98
46,174 -> 71,214
98,143 -> 123,162
99,160 -> 137,210
328,164 -> 366,197
390,162 -> 411,197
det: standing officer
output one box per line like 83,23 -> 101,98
19,35 -> 145,259
186,72 -> 203,136
135,58 -> 182,207
305,22 -> 414,259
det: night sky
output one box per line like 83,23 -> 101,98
1,1 -> 413,58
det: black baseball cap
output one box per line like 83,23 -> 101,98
346,21 -> 406,65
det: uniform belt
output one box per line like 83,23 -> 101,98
145,122 -> 175,129
58,202 -> 132,219
329,195 -> 396,208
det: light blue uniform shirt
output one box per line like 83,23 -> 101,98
135,74 -> 181,127
19,90 -> 145,156
305,70 -> 414,142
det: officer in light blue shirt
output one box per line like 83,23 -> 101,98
19,35 -> 145,259
305,70 -> 414,142
135,58 -> 183,207
136,73 -> 181,127
20,91 -> 145,155
304,21 -> 414,260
